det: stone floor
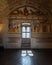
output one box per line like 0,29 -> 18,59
0,49 -> 52,65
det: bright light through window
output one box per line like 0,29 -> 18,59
22,27 -> 26,32
22,33 -> 26,38
22,26 -> 31,38
26,33 -> 30,38
26,27 -> 30,32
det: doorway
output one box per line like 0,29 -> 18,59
21,23 -> 31,48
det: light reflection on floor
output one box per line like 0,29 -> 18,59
21,50 -> 34,56
21,50 -> 26,56
21,56 -> 32,65
21,50 -> 34,65
27,50 -> 34,56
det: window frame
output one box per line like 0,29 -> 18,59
21,26 -> 31,38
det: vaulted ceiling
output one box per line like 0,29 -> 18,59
0,0 -> 52,18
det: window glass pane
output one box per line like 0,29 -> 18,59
26,27 -> 30,32
22,27 -> 26,32
26,33 -> 30,38
22,33 -> 26,38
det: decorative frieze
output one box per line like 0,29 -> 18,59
33,23 -> 52,33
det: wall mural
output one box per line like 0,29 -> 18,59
33,23 -> 49,33
8,19 -> 20,33
10,6 -> 47,17
8,19 -> 51,33
42,24 -> 47,32
33,24 -> 40,32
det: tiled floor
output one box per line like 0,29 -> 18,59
0,49 -> 52,65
